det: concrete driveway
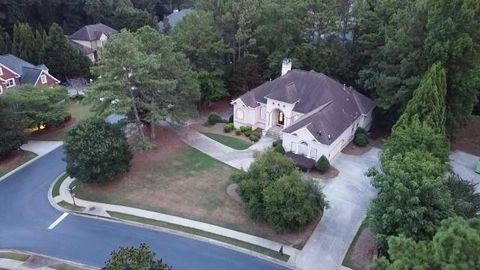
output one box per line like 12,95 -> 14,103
450,151 -> 480,190
295,148 -> 381,270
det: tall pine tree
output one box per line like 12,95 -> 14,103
12,23 -> 38,63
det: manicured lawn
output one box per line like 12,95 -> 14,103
108,211 -> 290,261
0,150 -> 37,177
203,133 -> 252,150
0,252 -> 29,261
66,100 -> 92,121
58,201 -> 85,212
52,173 -> 68,197
73,129 -> 314,247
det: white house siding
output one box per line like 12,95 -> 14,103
71,39 -> 93,50
282,112 -> 372,162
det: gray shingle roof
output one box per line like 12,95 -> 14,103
69,23 -> 118,41
0,54 -> 55,85
158,9 -> 193,31
238,69 -> 375,145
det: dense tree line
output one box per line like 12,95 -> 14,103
0,0 -> 192,34
0,23 -> 91,79
367,63 -> 480,267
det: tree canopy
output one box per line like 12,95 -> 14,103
103,243 -> 172,270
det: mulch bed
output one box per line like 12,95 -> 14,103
344,226 -> 376,270
342,142 -> 372,156
308,166 -> 339,180
452,117 -> 480,156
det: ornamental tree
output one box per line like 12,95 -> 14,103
103,243 -> 171,270
64,118 -> 132,183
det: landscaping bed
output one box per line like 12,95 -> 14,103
452,115 -> 480,156
28,100 -> 91,141
308,166 -> 339,180
0,150 -> 37,177
342,223 -> 376,270
73,127 -> 315,247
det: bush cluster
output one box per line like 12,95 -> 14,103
315,155 -> 330,173
272,139 -> 285,154
232,150 -> 328,232
224,123 -> 235,133
354,128 -> 369,147
206,112 -> 225,126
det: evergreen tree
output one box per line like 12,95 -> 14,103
12,23 -> 38,63
0,31 -> 8,54
394,62 -> 447,133
173,10 -> 228,104
0,98 -> 27,159
42,23 -> 91,79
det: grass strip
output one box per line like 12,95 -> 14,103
203,133 -> 252,150
108,211 -> 289,262
58,201 -> 85,212
342,222 -> 367,269
52,174 -> 68,197
51,263 -> 86,270
0,252 -> 30,261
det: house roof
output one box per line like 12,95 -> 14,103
0,54 -> 59,85
158,9 -> 193,31
69,23 -> 118,41
237,69 -> 375,145
67,38 -> 95,54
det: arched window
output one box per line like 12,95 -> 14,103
236,109 -> 244,120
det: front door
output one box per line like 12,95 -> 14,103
278,111 -> 285,126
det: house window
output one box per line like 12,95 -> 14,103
236,109 -> 244,120
0,67 -> 3,76
40,74 -> 47,84
6,79 -> 15,88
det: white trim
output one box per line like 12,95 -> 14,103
0,66 -> 3,76
5,78 -> 16,88
34,71 -> 60,86
0,63 -> 21,78
40,74 -> 47,84
283,126 -> 319,143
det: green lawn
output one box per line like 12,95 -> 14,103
66,100 -> 92,121
203,133 -> 252,150
0,252 -> 30,261
108,211 -> 290,262
52,173 -> 68,197
0,151 -> 37,177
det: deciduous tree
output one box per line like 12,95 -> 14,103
0,98 -> 26,159
103,243 -> 171,270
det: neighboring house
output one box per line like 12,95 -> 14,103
158,9 -> 193,32
68,23 -> 118,64
231,60 -> 375,162
0,54 -> 60,94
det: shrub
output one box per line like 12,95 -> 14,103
240,126 -> 252,133
104,243 -> 171,270
244,130 -> 252,137
272,139 -> 285,154
235,130 -> 242,136
0,99 -> 26,158
206,112 -> 223,126
315,155 -> 330,173
234,150 -> 327,231
224,123 -> 235,133
64,118 -> 132,183
354,132 -> 369,147
249,132 -> 260,142
263,171 -> 327,232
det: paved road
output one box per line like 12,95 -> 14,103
0,147 -> 289,270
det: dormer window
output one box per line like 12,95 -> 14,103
40,74 -> 47,84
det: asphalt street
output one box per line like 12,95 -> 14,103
0,147 -> 289,270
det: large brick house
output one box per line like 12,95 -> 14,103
231,60 -> 375,162
0,54 -> 60,94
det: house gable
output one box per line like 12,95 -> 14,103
34,71 -> 60,87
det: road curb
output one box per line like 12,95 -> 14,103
47,176 -> 297,269
0,143 -> 63,183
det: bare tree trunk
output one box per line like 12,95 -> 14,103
149,100 -> 156,140
128,88 -> 145,139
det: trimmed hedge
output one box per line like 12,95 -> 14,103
206,112 -> 224,126
315,155 -> 330,172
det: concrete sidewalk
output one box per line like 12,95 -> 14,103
178,128 -> 275,171
55,177 -> 300,261
20,141 -> 63,156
